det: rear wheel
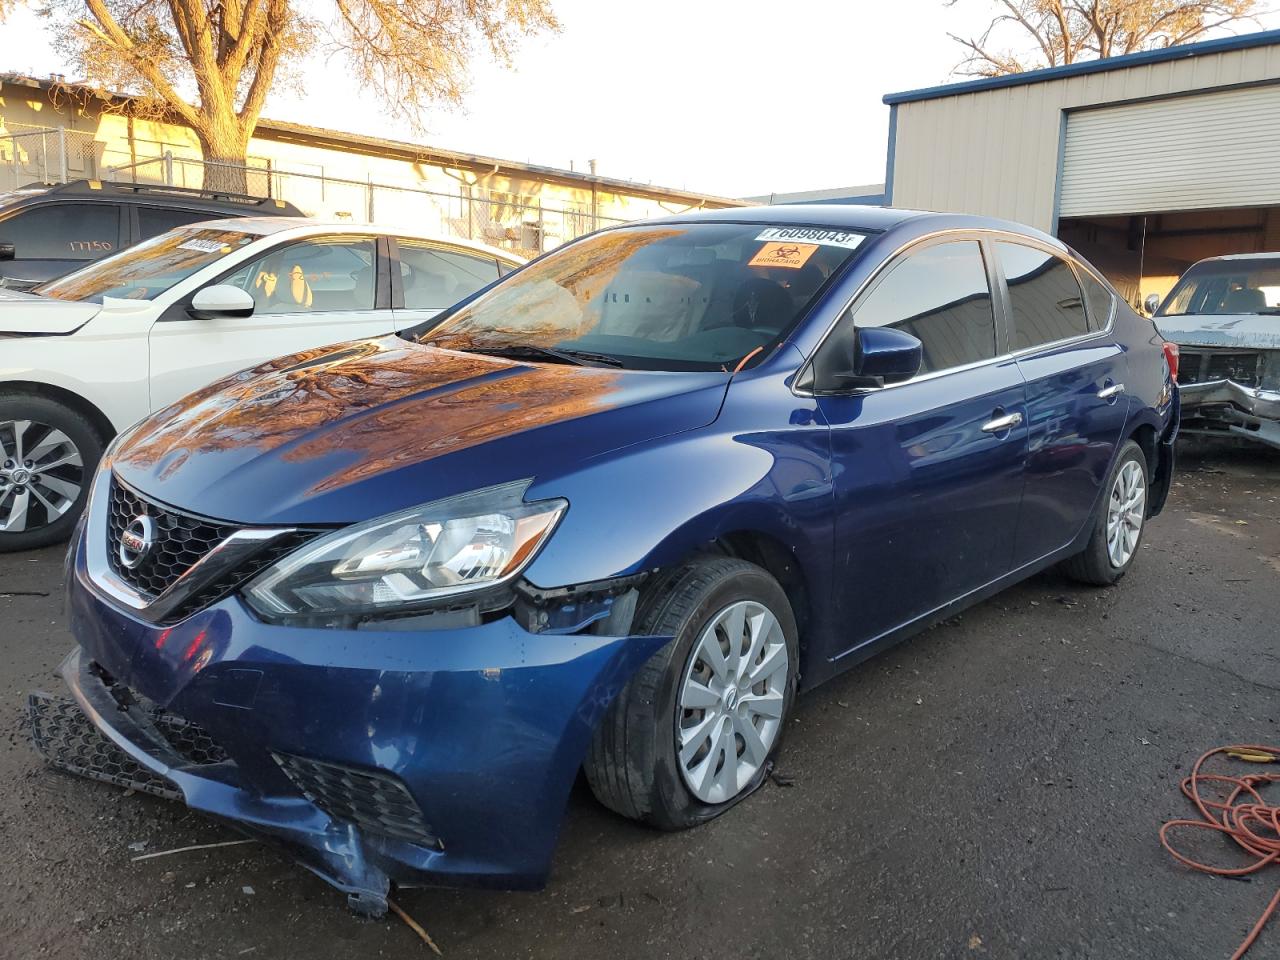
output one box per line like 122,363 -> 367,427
1060,439 -> 1148,586
0,394 -> 104,552
584,557 -> 799,829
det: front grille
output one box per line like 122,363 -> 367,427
1177,349 -> 1261,387
28,691 -> 181,801
107,477 -> 236,598
273,752 -> 439,847
93,662 -> 231,766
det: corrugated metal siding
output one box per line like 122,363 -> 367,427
1060,84 -> 1280,217
889,44 -> 1280,231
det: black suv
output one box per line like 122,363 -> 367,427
0,180 -> 305,289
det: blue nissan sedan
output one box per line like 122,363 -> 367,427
37,206 -> 1178,913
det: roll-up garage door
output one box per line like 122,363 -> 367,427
1059,83 -> 1280,218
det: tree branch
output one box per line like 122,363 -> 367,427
75,4 -> 202,128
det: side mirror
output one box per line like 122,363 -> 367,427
0,242 -> 14,261
1143,293 -> 1161,316
189,284 -> 255,320
853,327 -> 922,385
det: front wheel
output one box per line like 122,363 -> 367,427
584,557 -> 799,830
0,394 -> 105,552
1060,439 -> 1149,586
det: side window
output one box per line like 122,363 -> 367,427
138,206 -> 220,240
818,239 -> 996,383
0,203 -> 119,260
1075,266 -> 1115,331
221,237 -> 377,315
997,242 -> 1089,350
397,239 -> 500,309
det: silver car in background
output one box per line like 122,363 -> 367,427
1150,253 -> 1280,449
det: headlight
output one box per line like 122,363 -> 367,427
243,480 -> 566,624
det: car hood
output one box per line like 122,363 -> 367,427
1155,313 -> 1280,350
0,287 -> 102,335
112,336 -> 732,525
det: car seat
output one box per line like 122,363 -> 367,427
1221,287 -> 1266,314
730,277 -> 792,334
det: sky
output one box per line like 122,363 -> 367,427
3,0 -> 1278,199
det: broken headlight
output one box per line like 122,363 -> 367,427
243,480 -> 566,623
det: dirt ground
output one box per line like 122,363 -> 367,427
2,440 -> 1278,959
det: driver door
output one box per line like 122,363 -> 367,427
813,237 -> 1029,660
147,235 -> 394,411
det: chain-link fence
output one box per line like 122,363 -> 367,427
0,126 -> 632,259
153,156 -> 624,260
0,125 -> 105,191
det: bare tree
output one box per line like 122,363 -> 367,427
2,0 -> 558,192
948,1 -> 1260,77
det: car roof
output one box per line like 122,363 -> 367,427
0,179 -> 305,215
628,203 -> 1067,248
181,216 -> 525,263
1192,252 -> 1280,263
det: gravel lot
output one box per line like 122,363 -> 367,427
2,441 -> 1278,960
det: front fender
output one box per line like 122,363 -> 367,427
523,365 -> 833,613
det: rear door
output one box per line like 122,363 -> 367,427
0,202 -> 124,284
994,240 -> 1128,566
389,237 -> 506,331
814,236 -> 1028,658
147,234 -> 395,411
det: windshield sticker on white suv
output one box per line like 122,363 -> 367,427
754,227 -> 865,250
178,238 -> 232,254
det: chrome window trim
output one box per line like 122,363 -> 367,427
82,468 -> 296,623
793,227 -> 1117,398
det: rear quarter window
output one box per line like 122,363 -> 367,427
1075,267 -> 1115,331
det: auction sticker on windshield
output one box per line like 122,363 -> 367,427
755,227 -> 865,250
749,242 -> 818,270
179,238 -> 232,254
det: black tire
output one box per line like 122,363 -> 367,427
0,393 -> 106,552
1060,439 -> 1149,586
584,556 -> 800,830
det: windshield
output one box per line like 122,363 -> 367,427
1159,257 -> 1280,318
412,222 -> 867,370
35,227 -> 259,303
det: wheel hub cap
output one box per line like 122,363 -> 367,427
675,599 -> 789,805
1105,459 -> 1146,569
0,419 -> 85,534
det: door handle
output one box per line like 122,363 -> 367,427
1097,382 -> 1126,401
981,411 -> 1023,433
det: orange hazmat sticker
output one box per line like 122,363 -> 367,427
749,241 -> 818,270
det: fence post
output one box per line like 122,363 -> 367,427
58,127 -> 68,183
41,130 -> 48,182
164,150 -> 174,186
366,174 -> 374,224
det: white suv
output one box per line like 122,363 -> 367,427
0,218 -> 522,550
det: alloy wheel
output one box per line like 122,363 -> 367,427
0,419 -> 85,534
675,599 -> 789,804
1106,459 -> 1146,569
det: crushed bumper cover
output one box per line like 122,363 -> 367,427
1179,379 -> 1280,449
39,548 -> 669,914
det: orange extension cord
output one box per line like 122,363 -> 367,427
1160,745 -> 1280,959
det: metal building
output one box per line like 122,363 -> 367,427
882,29 -> 1280,304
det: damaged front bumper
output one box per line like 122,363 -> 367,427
34,544 -> 669,914
1178,379 -> 1280,449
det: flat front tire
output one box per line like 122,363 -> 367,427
584,557 -> 800,830
0,394 -> 105,552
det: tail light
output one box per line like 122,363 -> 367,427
1162,341 -> 1179,381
